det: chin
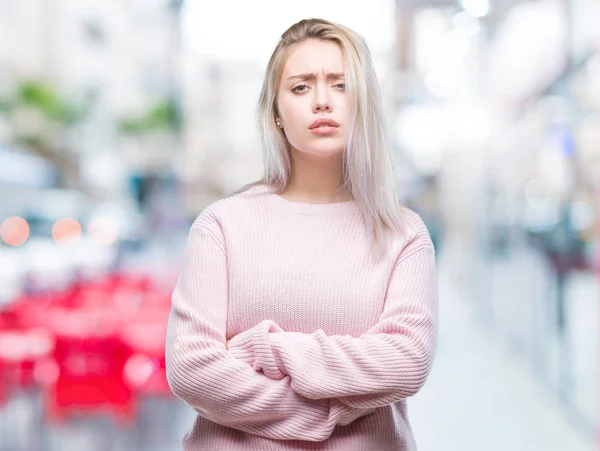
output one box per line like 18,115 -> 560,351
300,143 -> 345,157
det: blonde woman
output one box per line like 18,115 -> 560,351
166,18 -> 438,451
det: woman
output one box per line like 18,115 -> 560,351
166,18 -> 438,451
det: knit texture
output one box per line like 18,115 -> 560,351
165,184 -> 438,450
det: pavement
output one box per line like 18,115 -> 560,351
408,243 -> 595,451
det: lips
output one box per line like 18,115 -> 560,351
309,118 -> 340,130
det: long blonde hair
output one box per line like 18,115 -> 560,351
239,18 -> 407,257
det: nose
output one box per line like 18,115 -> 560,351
312,83 -> 332,113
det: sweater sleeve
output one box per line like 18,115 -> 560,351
165,213 -> 376,442
227,230 -> 438,409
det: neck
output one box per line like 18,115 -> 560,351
279,148 -> 352,204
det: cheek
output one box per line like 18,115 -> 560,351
278,96 -> 304,124
336,96 -> 350,120
280,113 -> 309,150
280,107 -> 299,126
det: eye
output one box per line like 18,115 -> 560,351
291,84 -> 309,93
334,83 -> 346,90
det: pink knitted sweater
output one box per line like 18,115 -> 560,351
165,184 -> 438,450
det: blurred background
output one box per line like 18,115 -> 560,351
0,0 -> 598,450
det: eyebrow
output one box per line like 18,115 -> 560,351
286,72 -> 345,81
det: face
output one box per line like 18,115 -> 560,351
276,39 -> 349,158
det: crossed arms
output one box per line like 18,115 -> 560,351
165,214 -> 437,442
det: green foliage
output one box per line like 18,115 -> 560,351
0,80 -> 86,125
0,98 -> 10,114
119,97 -> 180,135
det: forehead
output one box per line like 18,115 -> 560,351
281,39 -> 344,77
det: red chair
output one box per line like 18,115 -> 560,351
0,317 -> 10,407
120,309 -> 171,396
0,318 -> 55,391
43,308 -> 136,427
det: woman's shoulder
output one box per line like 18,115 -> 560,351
191,182 -> 270,229
394,205 -> 434,256
398,205 -> 429,235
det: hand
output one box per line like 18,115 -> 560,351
225,339 -> 230,350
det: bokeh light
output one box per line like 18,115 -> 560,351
52,218 -> 82,244
0,216 -> 30,246
87,216 -> 119,247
